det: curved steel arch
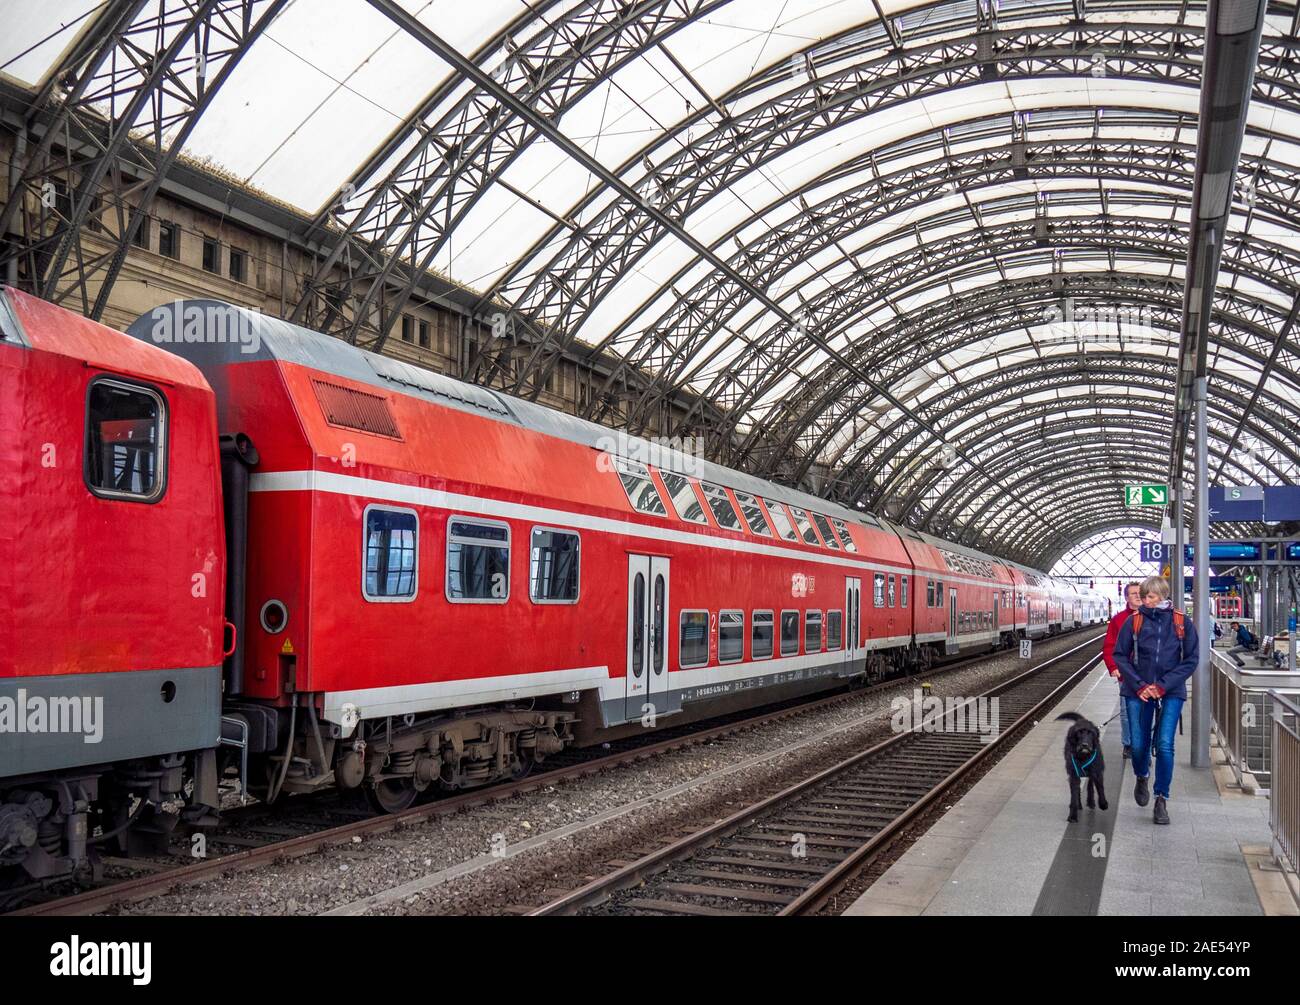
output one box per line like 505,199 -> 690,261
929,428 -> 1244,551
0,0 -> 287,318
468,12 -> 1300,389
893,399 -> 1270,548
848,354 -> 1300,507
574,119 -> 1300,429
661,213 -> 1300,466
739,274 -> 1299,484
289,0 -> 727,346
750,273 -> 1300,491
835,359 -> 1300,559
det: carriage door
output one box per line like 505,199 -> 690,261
626,555 -> 670,721
845,577 -> 862,675
947,589 -> 959,654
993,593 -> 1000,638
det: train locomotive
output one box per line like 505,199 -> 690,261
0,288 -> 1110,889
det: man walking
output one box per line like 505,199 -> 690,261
1102,582 -> 1142,759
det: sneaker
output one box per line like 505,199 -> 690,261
1153,796 -> 1169,825
1122,745 -> 1131,760
1134,776 -> 1150,807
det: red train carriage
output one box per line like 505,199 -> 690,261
0,289 -> 225,884
1,290 -> 1110,884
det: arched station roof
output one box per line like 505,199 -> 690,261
2,0 -> 1297,566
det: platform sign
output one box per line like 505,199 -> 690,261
1138,540 -> 1165,563
1125,484 -> 1168,507
1019,639 -> 1032,659
1209,486 -> 1264,522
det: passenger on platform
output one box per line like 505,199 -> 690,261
1113,576 -> 1200,826
1226,622 -> 1258,667
1101,582 -> 1142,759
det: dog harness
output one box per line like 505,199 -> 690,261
1071,750 -> 1098,777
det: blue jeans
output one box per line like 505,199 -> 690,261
1118,686 -> 1132,746
1126,695 -> 1185,799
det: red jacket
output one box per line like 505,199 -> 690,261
1102,607 -> 1134,676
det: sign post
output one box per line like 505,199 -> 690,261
1019,639 -> 1032,659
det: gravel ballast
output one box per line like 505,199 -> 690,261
107,631 -> 1102,916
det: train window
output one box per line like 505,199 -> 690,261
827,610 -> 843,651
85,377 -> 167,502
363,506 -> 418,601
762,499 -> 800,541
937,581 -> 945,604
752,611 -> 775,659
701,482 -> 743,531
805,611 -> 823,653
653,574 -> 665,673
612,457 -> 668,517
789,507 -> 820,545
901,578 -> 909,608
831,518 -> 857,552
631,574 -> 645,678
926,580 -> 935,607
679,610 -> 709,669
887,575 -> 896,607
811,513 -> 840,549
446,518 -> 510,602
874,573 -> 886,608
659,471 -> 708,524
733,491 -> 773,537
529,528 -> 579,603
719,610 -> 744,663
780,610 -> 800,656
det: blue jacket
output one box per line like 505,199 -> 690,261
1235,625 -> 1255,648
1113,603 -> 1200,700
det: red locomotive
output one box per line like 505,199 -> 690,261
0,289 -> 1108,888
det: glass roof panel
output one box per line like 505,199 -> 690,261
184,0 -> 449,212
0,0 -> 99,87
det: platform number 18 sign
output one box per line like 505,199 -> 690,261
1019,639 -> 1032,660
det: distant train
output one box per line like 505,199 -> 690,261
0,288 -> 1109,888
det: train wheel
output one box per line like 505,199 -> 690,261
365,778 -> 418,814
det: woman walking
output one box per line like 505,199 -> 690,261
1112,576 -> 1200,825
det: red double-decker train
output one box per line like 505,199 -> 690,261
0,288 -> 1107,887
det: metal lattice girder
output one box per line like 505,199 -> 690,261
0,0 -> 287,318
290,0 -> 725,350
644,209 -> 1300,467
751,272 -> 1300,490
926,413 -> 1268,547
861,358 -> 1300,514
585,115 -> 1300,435
465,9 -> 1300,395
365,0 -> 1091,563
842,356 -> 1300,565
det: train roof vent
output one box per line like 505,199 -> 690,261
366,356 -> 514,419
311,379 -> 402,439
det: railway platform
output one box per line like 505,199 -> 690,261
843,663 -> 1296,917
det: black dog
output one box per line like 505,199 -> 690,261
1057,712 -> 1108,822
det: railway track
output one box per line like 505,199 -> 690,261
528,635 -> 1104,917
7,629 -> 1098,917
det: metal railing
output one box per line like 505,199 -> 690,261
1209,651 -> 1300,792
1270,691 -> 1300,890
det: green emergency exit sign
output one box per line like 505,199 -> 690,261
1125,484 -> 1169,507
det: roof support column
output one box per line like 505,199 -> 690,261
1191,376 -> 1211,770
